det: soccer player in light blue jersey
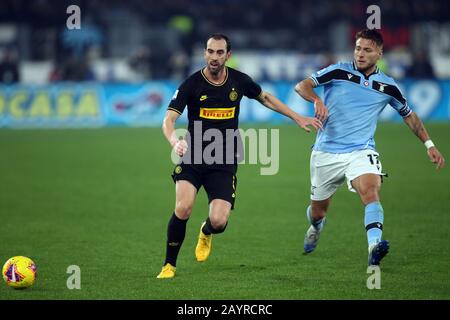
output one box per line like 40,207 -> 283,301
295,29 -> 445,266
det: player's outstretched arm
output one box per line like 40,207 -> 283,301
295,78 -> 328,123
162,110 -> 188,156
403,111 -> 445,169
256,91 -> 322,133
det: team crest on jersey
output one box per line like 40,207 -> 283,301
175,166 -> 182,174
229,88 -> 238,101
377,83 -> 388,92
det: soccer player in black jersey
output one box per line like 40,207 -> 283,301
157,34 -> 322,278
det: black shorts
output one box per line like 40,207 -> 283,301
171,163 -> 238,209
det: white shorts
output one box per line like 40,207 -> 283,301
310,149 -> 386,201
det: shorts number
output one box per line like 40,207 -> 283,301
367,154 -> 379,165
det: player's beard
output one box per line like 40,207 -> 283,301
208,62 -> 225,76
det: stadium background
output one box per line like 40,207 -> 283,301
0,0 -> 449,300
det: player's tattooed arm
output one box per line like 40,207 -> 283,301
403,111 -> 445,169
403,111 -> 429,142
294,78 -> 319,103
295,79 -> 328,122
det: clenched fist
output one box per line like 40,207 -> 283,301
173,139 -> 188,156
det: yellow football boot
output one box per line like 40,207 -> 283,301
195,222 -> 212,262
156,263 -> 176,279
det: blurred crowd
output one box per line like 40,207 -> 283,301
0,0 -> 447,83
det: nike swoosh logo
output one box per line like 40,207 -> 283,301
200,95 -> 207,101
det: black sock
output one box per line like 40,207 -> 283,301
164,212 -> 188,267
202,217 -> 228,235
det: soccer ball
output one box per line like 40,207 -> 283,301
2,256 -> 37,289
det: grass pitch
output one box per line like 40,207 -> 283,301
0,123 -> 449,299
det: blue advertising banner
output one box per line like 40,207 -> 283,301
0,80 -> 448,128
0,83 -> 104,128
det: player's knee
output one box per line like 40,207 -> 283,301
175,202 -> 193,219
210,217 -> 228,232
312,209 -> 327,220
311,205 -> 328,220
359,185 -> 380,203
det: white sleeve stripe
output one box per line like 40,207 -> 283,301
402,109 -> 413,118
309,76 -> 319,86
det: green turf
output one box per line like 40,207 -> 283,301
0,123 -> 449,299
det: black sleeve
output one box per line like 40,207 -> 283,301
242,73 -> 262,99
167,79 -> 192,114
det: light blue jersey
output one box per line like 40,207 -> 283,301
310,61 -> 412,153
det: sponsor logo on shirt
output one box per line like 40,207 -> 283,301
199,107 -> 236,119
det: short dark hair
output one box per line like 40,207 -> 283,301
355,29 -> 383,47
206,34 -> 231,52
